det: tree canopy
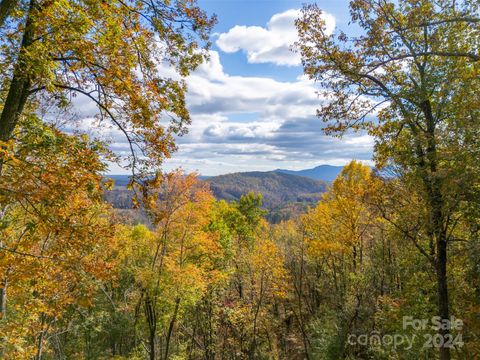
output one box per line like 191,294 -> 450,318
296,1 -> 479,359
0,0 -> 216,174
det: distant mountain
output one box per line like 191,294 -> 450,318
104,171 -> 328,223
206,171 -> 327,208
274,165 -> 344,182
108,174 -> 131,187
106,171 -> 329,208
107,174 -> 210,186
106,165 -> 343,188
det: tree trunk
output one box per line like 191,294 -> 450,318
0,0 -> 36,142
149,330 -> 155,360
431,170 -> 450,360
0,277 -> 6,317
144,295 -> 157,360
431,172 -> 450,360
164,297 -> 180,360
34,314 -> 46,360
422,100 -> 450,360
436,234 -> 450,360
35,330 -> 45,360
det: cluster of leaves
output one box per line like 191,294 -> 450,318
0,0 -> 216,173
0,116 -> 117,358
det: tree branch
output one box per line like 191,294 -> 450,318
53,83 -> 138,173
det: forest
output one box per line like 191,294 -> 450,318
0,0 -> 479,359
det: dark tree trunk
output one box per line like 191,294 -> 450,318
164,297 -> 180,360
0,71 -> 31,141
0,277 -> 6,318
436,233 -> 450,360
0,0 -> 36,142
431,176 -> 450,360
149,331 -> 155,360
145,295 -> 157,360
422,100 -> 450,360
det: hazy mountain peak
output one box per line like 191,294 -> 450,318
274,164 -> 344,182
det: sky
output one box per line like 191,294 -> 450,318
110,0 -> 375,175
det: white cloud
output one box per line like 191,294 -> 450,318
203,121 -> 280,140
65,8 -> 372,176
66,47 -> 374,176
157,49 -> 374,175
186,49 -> 322,120
216,9 -> 335,66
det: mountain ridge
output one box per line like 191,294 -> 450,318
206,171 -> 327,208
106,164 -> 345,185
105,170 -> 329,222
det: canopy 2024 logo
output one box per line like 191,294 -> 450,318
347,316 -> 464,350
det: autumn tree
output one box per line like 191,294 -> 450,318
0,0 -> 216,340
208,193 -> 288,358
126,171 -> 226,360
0,0 -> 215,173
0,115 -> 117,358
300,161 -> 383,358
296,1 -> 479,359
271,218 -> 314,358
371,172 -> 475,358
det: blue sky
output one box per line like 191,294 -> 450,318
107,0 -> 374,175
197,0 -> 352,82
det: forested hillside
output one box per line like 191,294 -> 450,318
207,171 -> 327,206
0,0 -> 479,359
105,171 -> 327,222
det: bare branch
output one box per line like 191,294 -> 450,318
53,83 -> 138,174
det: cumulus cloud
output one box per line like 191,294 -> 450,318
66,8 -> 372,176
185,50 -> 322,120
67,46 -> 373,175
160,48 -> 374,175
216,9 -> 335,66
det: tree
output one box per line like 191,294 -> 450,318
0,115 -> 117,358
210,193 -> 288,359
296,2 -> 479,358
128,171 -> 225,360
0,0 -> 215,173
301,161 -> 382,358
